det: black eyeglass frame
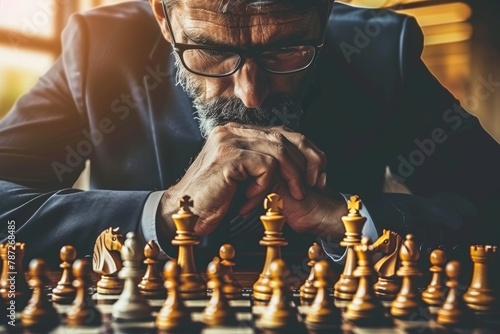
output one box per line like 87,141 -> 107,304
160,0 -> 333,78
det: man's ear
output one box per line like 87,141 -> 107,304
149,0 -> 172,43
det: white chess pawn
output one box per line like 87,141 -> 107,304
112,232 -> 152,321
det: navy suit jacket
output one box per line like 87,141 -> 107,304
1,1 -> 499,267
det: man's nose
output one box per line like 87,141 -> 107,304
233,59 -> 271,109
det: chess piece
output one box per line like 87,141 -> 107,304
138,240 -> 166,299
437,260 -> 474,326
112,232 -> 152,321
0,242 -> 30,308
257,259 -> 297,330
219,244 -> 242,299
345,237 -> 389,326
171,195 -> 207,299
202,257 -> 237,326
390,234 -> 424,319
253,193 -> 288,303
93,227 -> 124,295
421,249 -> 446,307
334,195 -> 366,300
156,259 -> 193,331
373,230 -> 403,301
305,260 -> 341,328
66,258 -> 102,326
52,245 -> 77,304
300,242 -> 324,305
463,245 -> 497,311
20,259 -> 60,331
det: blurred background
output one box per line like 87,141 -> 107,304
0,0 -> 499,142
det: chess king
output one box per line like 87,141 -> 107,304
0,0 -> 499,271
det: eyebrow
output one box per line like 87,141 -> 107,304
182,30 -> 311,48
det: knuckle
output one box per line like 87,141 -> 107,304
211,125 -> 227,137
319,150 -> 327,165
297,134 -> 307,148
263,155 -> 277,168
216,144 -> 235,158
272,131 -> 286,142
276,144 -> 287,157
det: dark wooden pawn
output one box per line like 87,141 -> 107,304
139,240 -> 166,299
422,249 -> 446,307
305,260 -> 341,327
202,257 -> 237,326
52,245 -> 77,304
156,259 -> 193,331
20,259 -> 60,331
219,244 -> 242,299
437,260 -> 474,326
257,259 -> 297,330
300,242 -> 324,305
66,258 -> 102,326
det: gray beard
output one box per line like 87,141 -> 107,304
173,54 -> 315,139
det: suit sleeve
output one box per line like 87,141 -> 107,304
0,14 -> 151,267
363,16 -> 500,249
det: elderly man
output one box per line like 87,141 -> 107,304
1,0 -> 499,267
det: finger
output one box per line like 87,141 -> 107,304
279,130 -> 327,187
227,123 -> 326,188
226,125 -> 307,171
223,148 -> 277,195
225,128 -> 306,199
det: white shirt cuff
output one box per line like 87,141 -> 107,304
321,193 -> 378,264
139,190 -> 170,260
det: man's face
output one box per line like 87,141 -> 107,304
164,1 -> 322,137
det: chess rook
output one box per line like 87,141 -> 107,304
253,193 -> 288,303
463,245 -> 497,311
171,195 -> 206,299
334,195 -> 366,300
0,242 -> 30,309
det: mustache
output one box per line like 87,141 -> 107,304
194,94 -> 303,128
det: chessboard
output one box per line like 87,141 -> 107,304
2,193 -> 500,334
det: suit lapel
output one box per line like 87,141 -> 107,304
144,34 -> 204,189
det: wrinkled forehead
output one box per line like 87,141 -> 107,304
170,0 -> 322,44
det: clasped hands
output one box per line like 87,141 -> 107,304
159,122 -> 346,239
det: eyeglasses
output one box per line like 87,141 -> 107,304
161,0 -> 330,78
